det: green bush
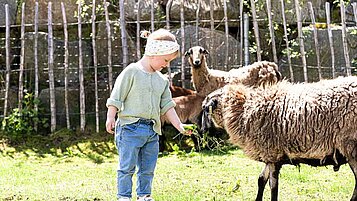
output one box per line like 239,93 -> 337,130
2,93 -> 49,139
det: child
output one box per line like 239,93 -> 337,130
106,29 -> 192,201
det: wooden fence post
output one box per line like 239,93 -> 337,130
239,0 -> 243,67
61,2 -> 71,130
210,0 -> 216,68
91,0 -> 99,133
244,13 -> 249,66
353,3 -> 357,23
266,0 -> 278,64
48,2 -> 57,132
120,0 -> 128,68
180,0 -> 186,88
34,2 -> 39,131
104,1 -> 113,93
78,1 -> 86,132
166,0 -> 172,30
223,0 -> 229,70
326,2 -> 336,78
166,0 -> 173,85
340,0 -> 351,76
294,0 -> 308,82
166,0 -> 173,86
151,0 -> 155,31
136,0 -> 141,60
308,2 -> 322,80
4,4 -> 10,118
195,0 -> 200,46
18,2 -> 25,111
250,0 -> 261,62
280,0 -> 294,81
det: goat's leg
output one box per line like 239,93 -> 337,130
348,158 -> 357,201
255,164 -> 269,201
268,163 -> 282,201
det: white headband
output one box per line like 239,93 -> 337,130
144,39 -> 180,56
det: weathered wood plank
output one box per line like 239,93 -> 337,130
78,1 -> 86,132
119,0 -> 128,68
104,1 -> 113,92
4,4 -> 10,117
294,0 -> 308,82
91,0 -> 99,133
224,0 -> 229,70
308,2 -> 322,80
326,2 -> 336,78
61,2 -> 71,130
250,0 -> 261,62
266,0 -> 278,63
34,2 -> 39,131
280,0 -> 294,81
136,0 -> 141,60
48,2 -> 57,132
340,0 -> 351,76
180,0 -> 185,88
18,2 -> 25,111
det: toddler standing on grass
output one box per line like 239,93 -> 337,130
106,29 -> 192,201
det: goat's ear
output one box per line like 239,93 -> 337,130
184,50 -> 190,57
276,71 -> 282,81
206,98 -> 218,111
203,49 -> 209,55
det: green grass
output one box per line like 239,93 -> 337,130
0,131 -> 354,201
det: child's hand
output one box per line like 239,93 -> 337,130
181,124 -> 198,136
106,118 -> 116,134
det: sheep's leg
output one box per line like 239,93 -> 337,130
255,164 -> 269,201
348,159 -> 357,201
268,163 -> 282,201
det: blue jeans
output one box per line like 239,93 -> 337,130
115,119 -> 159,199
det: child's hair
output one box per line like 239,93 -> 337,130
144,29 -> 177,42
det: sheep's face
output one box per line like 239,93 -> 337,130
201,88 -> 225,133
185,46 -> 209,68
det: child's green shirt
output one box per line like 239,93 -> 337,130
106,63 -> 176,135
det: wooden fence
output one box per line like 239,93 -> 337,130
0,0 -> 357,133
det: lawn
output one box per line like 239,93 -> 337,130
0,130 -> 354,201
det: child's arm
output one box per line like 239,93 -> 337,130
106,106 -> 118,134
105,67 -> 135,134
164,107 -> 192,135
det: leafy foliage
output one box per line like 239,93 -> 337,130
2,93 -> 49,139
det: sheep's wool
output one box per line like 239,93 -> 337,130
144,39 -> 180,56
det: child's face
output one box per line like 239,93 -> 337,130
150,52 -> 178,71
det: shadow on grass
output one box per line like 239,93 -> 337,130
0,126 -> 237,163
0,128 -> 117,164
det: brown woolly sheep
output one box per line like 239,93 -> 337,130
201,76 -> 357,201
185,46 -> 281,97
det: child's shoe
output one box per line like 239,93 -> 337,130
118,197 -> 131,201
137,195 -> 154,201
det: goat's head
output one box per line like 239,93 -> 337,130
185,46 -> 209,68
201,88 -> 224,133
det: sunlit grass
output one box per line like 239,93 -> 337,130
0,132 -> 354,201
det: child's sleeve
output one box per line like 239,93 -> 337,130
106,68 -> 134,112
160,80 -> 176,115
